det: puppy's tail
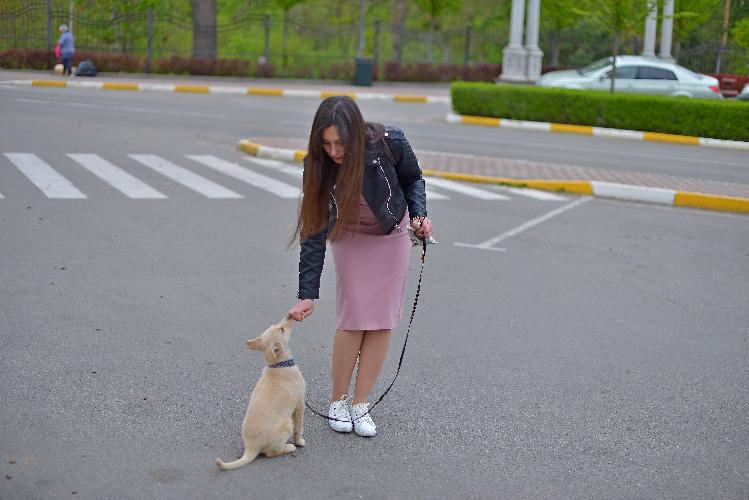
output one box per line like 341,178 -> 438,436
216,450 -> 259,470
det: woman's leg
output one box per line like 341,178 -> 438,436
62,57 -> 71,75
352,330 -> 391,405
330,329 -> 363,401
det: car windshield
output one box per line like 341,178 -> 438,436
578,57 -> 613,76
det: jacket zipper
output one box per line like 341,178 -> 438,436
377,157 -> 402,232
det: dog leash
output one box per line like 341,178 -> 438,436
304,236 -> 428,423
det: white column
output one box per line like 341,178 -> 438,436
642,0 -> 658,58
524,0 -> 543,81
659,0 -> 675,62
500,0 -> 528,82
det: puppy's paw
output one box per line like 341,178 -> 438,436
294,438 -> 305,447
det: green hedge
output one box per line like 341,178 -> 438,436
451,82 -> 749,142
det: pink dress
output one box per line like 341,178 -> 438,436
330,195 -> 411,331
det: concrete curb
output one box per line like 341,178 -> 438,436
445,112 -> 749,152
238,139 -> 749,214
0,79 -> 449,104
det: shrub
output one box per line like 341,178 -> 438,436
0,49 -> 56,70
451,82 -> 749,141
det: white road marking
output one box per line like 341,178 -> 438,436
67,154 -> 167,199
242,156 -> 303,177
13,98 -> 49,104
243,156 -> 450,199
496,186 -> 567,201
128,154 -> 242,199
426,177 -> 510,200
186,155 -> 301,199
455,197 -> 591,251
4,153 -> 87,199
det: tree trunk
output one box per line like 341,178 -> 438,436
191,0 -> 217,59
283,10 -> 289,69
392,0 -> 405,63
610,34 -> 619,94
551,30 -> 560,66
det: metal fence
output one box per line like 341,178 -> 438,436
0,2 -> 497,68
1,1 -> 746,76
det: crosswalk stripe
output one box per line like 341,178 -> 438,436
4,153 -> 87,199
187,155 -> 301,199
128,154 -> 243,199
499,186 -> 567,201
242,156 -> 450,200
67,154 -> 168,199
425,177 -> 510,200
243,156 -> 302,178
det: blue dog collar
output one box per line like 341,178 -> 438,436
268,359 -> 295,368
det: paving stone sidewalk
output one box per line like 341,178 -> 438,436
250,136 -> 749,199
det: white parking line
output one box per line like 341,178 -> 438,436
68,154 -> 167,199
455,197 -> 590,251
128,154 -> 242,199
186,155 -> 301,199
4,153 -> 87,199
426,177 -> 510,200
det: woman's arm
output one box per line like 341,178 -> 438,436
297,226 -> 328,300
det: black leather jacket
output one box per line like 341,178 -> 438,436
297,126 -> 427,300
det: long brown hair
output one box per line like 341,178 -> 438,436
292,96 -> 380,244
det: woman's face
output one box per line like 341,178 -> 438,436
321,125 -> 345,165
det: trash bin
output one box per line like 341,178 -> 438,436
353,57 -> 374,86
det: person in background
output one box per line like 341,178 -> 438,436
57,24 -> 75,76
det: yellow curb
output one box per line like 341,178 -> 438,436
102,82 -> 139,91
644,132 -> 700,146
550,123 -> 594,135
394,95 -> 428,103
320,91 -> 357,99
462,116 -> 500,127
421,169 -> 593,195
247,87 -> 283,96
174,85 -> 209,93
239,141 -> 260,155
674,192 -> 749,213
32,80 -> 66,87
293,150 -> 306,162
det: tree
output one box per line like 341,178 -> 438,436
274,0 -> 306,69
414,0 -> 461,63
191,0 -> 217,59
672,0 -> 721,61
577,0 -> 647,93
542,0 -> 581,65
392,0 -> 406,63
732,16 -> 749,49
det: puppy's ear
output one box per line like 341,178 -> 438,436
246,338 -> 263,351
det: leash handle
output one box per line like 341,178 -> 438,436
304,237 -> 427,423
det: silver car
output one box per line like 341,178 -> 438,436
536,55 -> 723,100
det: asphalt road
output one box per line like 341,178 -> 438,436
1,86 -> 748,499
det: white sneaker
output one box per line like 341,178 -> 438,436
351,403 -> 377,437
328,397 -> 353,433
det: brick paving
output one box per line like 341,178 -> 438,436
250,136 -> 749,199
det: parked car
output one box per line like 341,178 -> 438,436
738,83 -> 749,101
536,55 -> 723,100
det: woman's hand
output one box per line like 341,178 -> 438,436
288,299 -> 315,322
410,216 -> 433,239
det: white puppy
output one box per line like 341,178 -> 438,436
216,316 -> 305,470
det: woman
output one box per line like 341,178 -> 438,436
288,96 -> 433,437
57,24 -> 75,76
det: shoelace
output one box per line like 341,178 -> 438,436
353,406 -> 375,427
330,402 -> 352,422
